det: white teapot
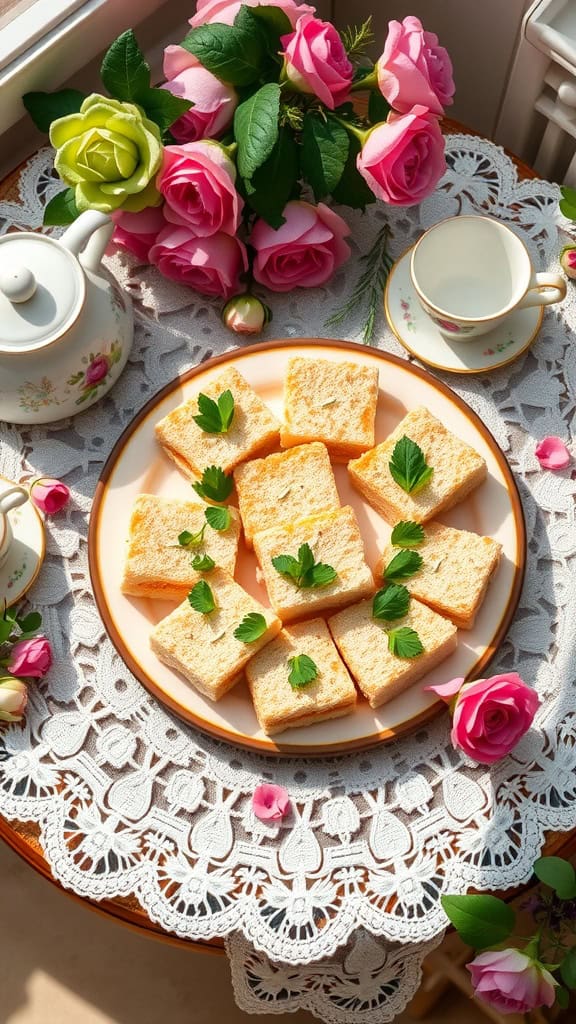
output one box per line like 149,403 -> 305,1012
0,210 -> 133,423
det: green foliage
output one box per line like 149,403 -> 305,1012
441,894 -> 516,950
235,83 -> 281,181
325,223 -> 392,344
23,89 -> 85,133
43,188 -> 80,226
534,857 -> 576,900
288,654 -> 318,689
100,30 -> 150,102
301,112 -> 349,200
234,612 -> 267,643
244,127 -> 299,228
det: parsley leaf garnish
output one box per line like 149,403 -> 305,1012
387,627 -> 424,658
372,584 -> 410,621
383,549 -> 423,583
271,542 -> 337,590
192,389 -> 235,434
205,505 -> 231,531
188,580 -> 216,614
192,466 -> 233,503
288,654 -> 318,689
390,521 -> 425,547
389,436 -> 434,494
191,553 -> 215,572
178,525 -> 206,548
234,612 -> 267,643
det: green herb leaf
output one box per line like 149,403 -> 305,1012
234,612 -> 267,643
324,222 -> 390,345
288,654 -> 318,689
297,543 -> 315,577
138,87 -> 192,136
193,389 -> 235,434
23,89 -> 85,133
341,17 -> 374,63
192,466 -> 233,503
301,112 -> 349,200
390,521 -> 425,547
270,554 -> 301,581
244,126 -> 298,228
191,553 -> 216,572
383,549 -> 423,583
235,83 -> 281,181
272,543 -> 337,589
43,188 -> 80,226
440,894 -> 516,950
304,563 -> 338,589
389,436 -> 434,494
188,580 -> 216,614
372,584 -> 410,621
182,22 -> 264,87
178,525 -> 207,548
205,505 -> 231,531
387,626 -> 424,658
100,29 -> 150,103
560,949 -> 576,990
534,857 -> 576,899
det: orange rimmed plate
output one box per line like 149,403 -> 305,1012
88,339 -> 525,755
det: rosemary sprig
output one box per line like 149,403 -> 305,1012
341,17 -> 375,64
325,223 -> 394,345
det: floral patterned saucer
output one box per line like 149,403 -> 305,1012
384,246 -> 544,374
0,478 -> 45,607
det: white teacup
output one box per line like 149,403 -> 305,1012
0,485 -> 28,569
410,215 -> 567,340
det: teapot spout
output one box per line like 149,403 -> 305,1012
0,485 -> 28,515
60,210 -> 114,272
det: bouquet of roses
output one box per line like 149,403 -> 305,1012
23,2 -> 454,339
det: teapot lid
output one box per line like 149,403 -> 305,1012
0,233 -> 85,354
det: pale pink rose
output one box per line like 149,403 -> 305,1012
252,783 -> 290,820
377,16 -> 455,116
30,478 -> 70,515
251,201 -> 350,292
468,949 -> 557,1014
535,436 -> 571,470
162,47 -> 237,143
190,0 -> 315,30
222,294 -> 271,334
149,227 -> 248,299
357,105 -> 446,206
158,141 -> 242,237
7,637 -> 52,679
0,677 -> 28,723
281,14 -> 353,110
112,206 -> 167,262
426,673 -> 539,765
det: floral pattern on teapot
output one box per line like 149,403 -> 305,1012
18,337 -> 124,413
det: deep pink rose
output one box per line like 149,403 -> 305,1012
7,637 -> 52,679
535,436 -> 571,470
162,47 -> 237,143
111,206 -> 167,262
149,227 -> 247,299
281,14 -> 353,110
468,950 -> 556,1014
30,478 -> 70,515
85,355 -> 110,386
190,0 -> 314,29
357,105 -> 446,206
158,141 -> 242,237
252,784 -> 290,820
378,16 -> 455,116
251,201 -> 350,292
0,677 -> 27,722
426,673 -> 539,765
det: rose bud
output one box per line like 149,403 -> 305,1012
560,244 -> 576,280
0,676 -> 28,722
467,948 -> 557,1014
7,637 -> 52,679
30,478 -> 70,515
222,294 -> 272,335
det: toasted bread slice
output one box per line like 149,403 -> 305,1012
149,568 -> 281,701
234,442 -> 340,546
253,506 -> 374,622
155,366 -> 279,480
328,596 -> 457,708
246,618 -> 357,735
280,356 -> 379,459
375,522 -> 502,629
121,494 -> 241,600
348,407 -> 487,524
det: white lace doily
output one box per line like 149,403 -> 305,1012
1,137 -> 576,1024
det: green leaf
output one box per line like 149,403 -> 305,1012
440,894 -> 516,950
372,584 -> 410,622
178,525 -> 207,548
561,948 -> 576,989
288,654 -> 318,689
247,4 -> 292,39
271,543 -> 337,589
0,618 -> 13,644
235,83 -> 281,181
368,91 -> 391,124
331,134 -> 375,211
559,198 -> 576,220
245,127 -> 298,228
301,112 -> 349,200
561,186 -> 576,205
304,563 -> 337,589
205,505 -> 231,531
193,389 -> 235,434
100,29 -> 150,103
234,612 -> 267,643
556,986 -> 570,1009
16,612 -> 42,634
191,553 -> 215,572
383,549 -> 423,583
534,856 -> 576,898
188,580 -> 216,614
390,521 -> 425,547
23,89 -> 85,133
192,466 -> 233,503
43,188 -> 80,226
298,543 -> 315,577
182,22 -> 264,87
271,554 -> 301,581
389,435 -> 434,494
138,87 -> 192,136
387,627 -> 424,658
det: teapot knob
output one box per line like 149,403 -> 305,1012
0,265 -> 37,303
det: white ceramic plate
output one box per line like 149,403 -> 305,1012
89,340 -> 525,754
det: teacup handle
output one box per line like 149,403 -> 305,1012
0,485 -> 28,515
518,272 -> 567,309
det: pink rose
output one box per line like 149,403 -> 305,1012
252,783 -> 290,820
190,0 -> 315,30
30,478 -> 70,515
7,637 -> 52,679
251,201 -> 350,292
426,673 -> 539,765
85,355 -> 110,386
0,677 -> 27,722
378,16 -> 455,116
222,294 -> 271,334
535,436 -> 571,470
468,949 -> 556,1014
158,141 -> 242,237
560,244 -> 576,280
149,227 -> 247,299
162,47 -> 238,143
281,14 -> 353,110
111,206 -> 166,262
357,105 -> 446,206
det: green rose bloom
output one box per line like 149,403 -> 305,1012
50,94 -> 163,214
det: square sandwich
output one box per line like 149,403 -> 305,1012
280,356 -> 379,459
348,406 -> 487,524
246,618 -> 357,735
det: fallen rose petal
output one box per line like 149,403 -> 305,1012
425,677 -> 465,701
535,436 -> 571,470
